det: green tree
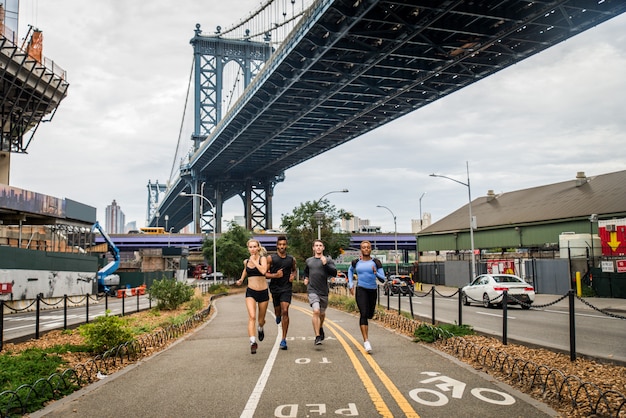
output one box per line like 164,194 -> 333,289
202,222 -> 251,281
280,199 -> 351,269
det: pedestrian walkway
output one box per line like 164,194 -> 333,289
30,293 -> 558,417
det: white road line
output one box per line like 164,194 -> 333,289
476,311 -> 516,319
240,315 -> 281,418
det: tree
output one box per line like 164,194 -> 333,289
280,199 -> 351,269
202,222 -> 251,281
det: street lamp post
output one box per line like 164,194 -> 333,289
315,189 -> 349,240
164,215 -> 169,232
430,161 -> 476,280
376,205 -> 398,275
419,192 -> 426,231
168,227 -> 174,247
180,192 -> 217,284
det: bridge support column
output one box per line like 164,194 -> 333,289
245,180 -> 274,232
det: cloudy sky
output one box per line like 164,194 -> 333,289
11,1 -> 626,233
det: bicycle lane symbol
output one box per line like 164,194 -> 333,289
409,372 -> 516,407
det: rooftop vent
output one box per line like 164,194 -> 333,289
487,189 -> 496,202
575,171 -> 588,187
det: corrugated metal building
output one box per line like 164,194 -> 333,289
417,170 -> 626,254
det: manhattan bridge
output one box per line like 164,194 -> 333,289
145,0 -> 626,234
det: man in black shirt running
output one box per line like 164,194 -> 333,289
266,235 -> 297,350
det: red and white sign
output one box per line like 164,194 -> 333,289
598,218 -> 626,257
617,260 -> 626,274
486,259 -> 516,275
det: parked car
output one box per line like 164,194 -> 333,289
383,275 -> 414,296
461,274 -> 535,309
329,272 -> 347,288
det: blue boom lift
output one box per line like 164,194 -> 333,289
92,221 -> 121,296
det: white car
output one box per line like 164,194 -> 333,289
461,274 -> 535,309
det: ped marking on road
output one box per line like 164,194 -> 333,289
293,305 -> 419,418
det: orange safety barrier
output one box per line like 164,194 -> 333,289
116,285 -> 147,298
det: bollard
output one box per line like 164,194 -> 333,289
458,291 -> 463,326
35,294 -> 41,339
502,290 -> 508,345
431,287 -> 435,325
576,271 -> 582,297
64,295 -> 68,330
86,294 -> 90,324
569,290 -> 576,361
0,300 -> 4,351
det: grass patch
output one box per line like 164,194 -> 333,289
414,323 -> 474,343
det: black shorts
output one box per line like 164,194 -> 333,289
271,289 -> 293,307
246,287 -> 270,303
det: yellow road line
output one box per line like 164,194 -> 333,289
293,305 -> 419,417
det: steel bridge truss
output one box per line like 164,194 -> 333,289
152,0 -> 626,233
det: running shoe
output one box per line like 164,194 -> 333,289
276,316 -> 281,325
258,327 -> 265,342
319,327 -> 325,341
364,340 -> 372,353
280,339 -> 288,350
314,335 -> 322,345
251,342 -> 258,354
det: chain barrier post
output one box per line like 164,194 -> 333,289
86,294 -> 90,324
409,290 -> 414,318
397,288 -> 401,313
431,287 -> 435,325
35,294 -> 41,339
136,291 -> 140,312
502,290 -> 508,345
105,292 -> 109,311
0,300 -> 4,351
458,290 -> 463,326
569,290 -> 576,361
122,292 -> 125,316
63,295 -> 68,330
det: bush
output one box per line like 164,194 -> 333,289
149,278 -> 194,310
414,323 -> 474,343
79,311 -> 134,353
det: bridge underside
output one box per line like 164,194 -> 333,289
154,0 -> 626,231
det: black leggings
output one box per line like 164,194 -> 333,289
355,287 -> 378,326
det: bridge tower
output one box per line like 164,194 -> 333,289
186,24 -> 274,233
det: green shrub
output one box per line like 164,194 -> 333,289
79,311 -> 134,353
208,283 -> 229,294
149,278 -> 194,310
188,296 -> 204,312
292,280 -> 307,293
414,323 -> 474,343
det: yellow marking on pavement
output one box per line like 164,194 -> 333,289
293,305 -> 419,417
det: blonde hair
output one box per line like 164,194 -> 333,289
247,238 -> 267,256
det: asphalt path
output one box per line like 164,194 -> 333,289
32,294 -> 556,417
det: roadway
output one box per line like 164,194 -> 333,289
377,287 -> 626,365
32,294 -> 556,417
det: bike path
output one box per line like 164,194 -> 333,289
30,293 -> 557,417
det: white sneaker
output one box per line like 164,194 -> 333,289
364,341 -> 372,353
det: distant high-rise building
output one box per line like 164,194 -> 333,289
125,221 -> 137,233
105,200 -> 125,233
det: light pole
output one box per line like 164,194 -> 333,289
180,192 -> 217,284
376,205 -> 398,275
164,215 -> 169,232
168,227 -> 174,247
430,161 -> 476,280
419,192 -> 426,231
315,189 -> 349,240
